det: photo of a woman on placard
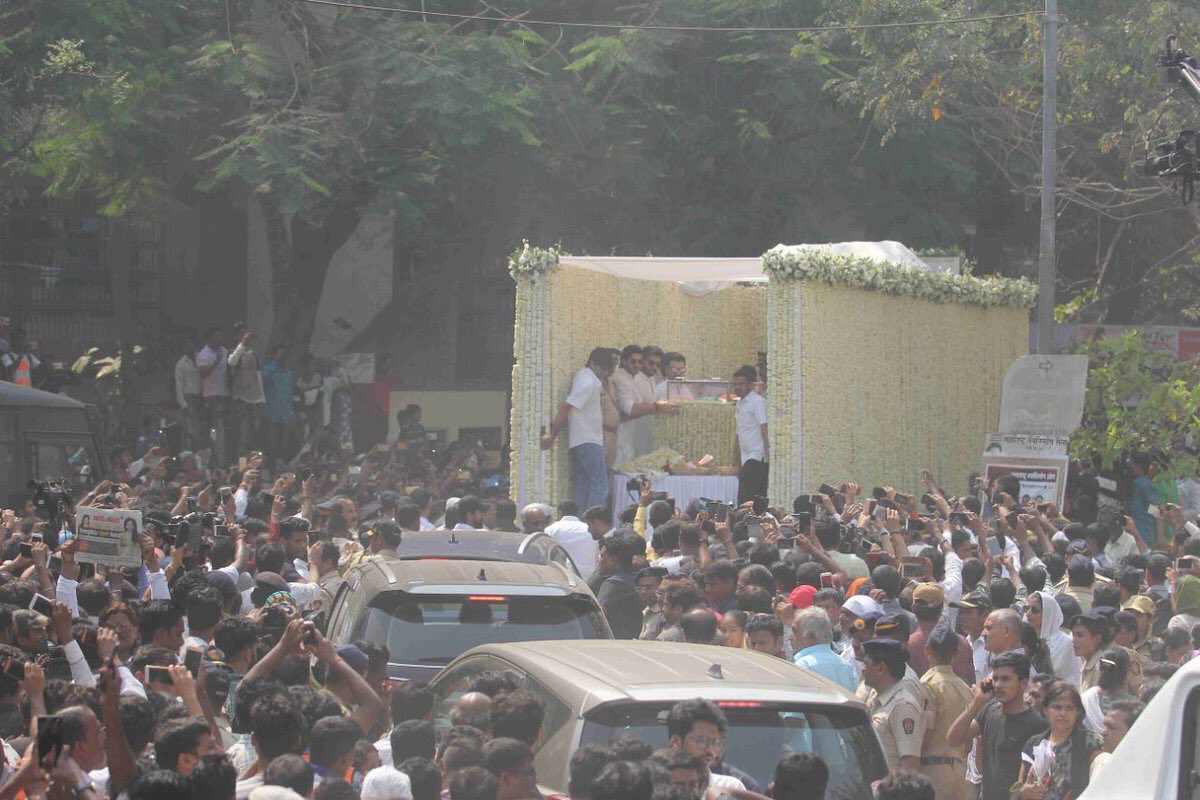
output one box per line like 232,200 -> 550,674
123,517 -> 139,543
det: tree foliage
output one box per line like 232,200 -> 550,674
1071,331 -> 1200,475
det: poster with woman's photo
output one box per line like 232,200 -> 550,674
74,507 -> 142,567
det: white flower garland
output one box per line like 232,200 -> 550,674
508,241 -> 561,279
761,245 -> 1036,309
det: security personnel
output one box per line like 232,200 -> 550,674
1080,607 -> 1143,694
858,614 -> 931,712
1122,595 -> 1160,661
919,621 -> 972,800
861,638 -> 925,773
340,520 -> 403,573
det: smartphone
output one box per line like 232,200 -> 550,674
307,531 -> 321,546
348,465 -> 362,476
746,522 -> 763,540
47,555 -> 62,575
30,594 -> 53,617
714,504 -> 729,523
145,665 -> 172,685
213,524 -> 230,540
893,492 -> 912,507
184,647 -> 203,678
818,483 -> 839,497
752,496 -> 769,515
186,524 -> 203,552
872,487 -> 888,499
36,715 -> 63,765
905,518 -> 926,533
219,487 -> 233,503
1036,502 -> 1051,514
872,504 -> 888,521
778,525 -> 798,539
302,621 -> 317,645
795,511 -> 812,532
820,572 -> 834,588
1178,556 -> 1198,571
3,658 -> 25,681
980,678 -> 994,694
30,532 -> 42,544
899,559 -> 926,579
239,457 -> 248,472
261,492 -> 275,508
78,562 -> 96,580
1148,504 -> 1161,520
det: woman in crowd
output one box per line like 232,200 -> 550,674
1026,590 -> 1082,684
1016,680 -> 1102,800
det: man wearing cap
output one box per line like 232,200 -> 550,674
919,621 -> 972,800
1123,594 -> 1160,660
907,583 -> 975,684
861,614 -> 931,715
950,589 -> 993,681
839,596 -> 882,681
861,638 -> 925,773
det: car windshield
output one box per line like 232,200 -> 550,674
580,702 -> 885,795
356,592 -> 608,665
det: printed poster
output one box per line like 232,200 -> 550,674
981,458 -> 1068,510
74,506 -> 142,567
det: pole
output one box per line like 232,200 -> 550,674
1036,0 -> 1058,353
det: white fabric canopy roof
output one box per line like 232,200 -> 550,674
560,241 -> 931,296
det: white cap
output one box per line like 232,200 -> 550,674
842,595 -> 883,618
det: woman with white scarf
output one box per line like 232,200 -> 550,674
1027,589 -> 1083,685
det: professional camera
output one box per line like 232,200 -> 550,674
28,481 -> 72,522
1145,130 -> 1198,177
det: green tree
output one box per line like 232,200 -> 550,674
798,0 -> 1200,323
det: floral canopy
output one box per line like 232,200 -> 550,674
508,241 -> 1035,508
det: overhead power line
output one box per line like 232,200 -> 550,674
292,0 -> 1043,34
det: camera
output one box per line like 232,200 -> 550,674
28,481 -> 72,522
1144,131 -> 1198,177
625,475 -> 649,492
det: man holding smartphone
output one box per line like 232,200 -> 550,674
732,365 -> 768,506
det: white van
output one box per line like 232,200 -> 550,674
1079,654 -> 1200,799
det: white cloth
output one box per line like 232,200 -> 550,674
1105,531 -> 1139,566
565,367 -> 604,448
544,516 -> 597,577
234,486 -> 249,519
196,345 -> 229,398
1178,478 -> 1200,523
612,368 -> 655,465
175,355 -> 201,407
1081,686 -> 1106,733
419,517 -> 435,531
1033,590 -> 1082,685
735,391 -> 768,463
708,773 -> 746,792
609,473 -> 738,526
361,766 -> 413,800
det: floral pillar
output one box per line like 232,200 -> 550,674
508,243 -> 560,508
766,278 -> 803,504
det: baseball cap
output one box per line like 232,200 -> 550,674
336,644 -> 369,676
861,638 -> 907,660
1069,610 -> 1109,629
928,619 -> 956,651
874,613 -> 908,639
949,589 -> 992,610
789,585 -> 817,610
912,583 -> 945,607
842,595 -> 883,619
1124,595 -> 1157,616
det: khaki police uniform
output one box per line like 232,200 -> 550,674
869,679 -> 926,773
919,665 -> 972,800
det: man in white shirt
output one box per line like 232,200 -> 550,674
174,347 -> 202,449
612,345 -> 670,467
544,500 -> 597,578
542,348 -> 617,511
732,365 -> 768,505
195,326 -> 229,458
227,324 -> 265,457
642,345 -> 666,396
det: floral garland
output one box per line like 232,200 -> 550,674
761,245 -> 1036,309
508,241 -> 562,279
766,280 -> 801,503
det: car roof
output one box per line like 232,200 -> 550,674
347,555 -> 585,596
0,382 -> 86,409
451,640 -> 863,709
392,530 -> 570,565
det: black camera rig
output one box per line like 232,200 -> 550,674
1148,36 -> 1200,203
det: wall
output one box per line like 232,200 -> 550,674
795,281 -> 1028,498
388,390 -> 508,445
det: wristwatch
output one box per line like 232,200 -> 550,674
70,778 -> 95,799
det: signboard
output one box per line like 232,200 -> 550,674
998,355 -> 1088,436
984,432 -> 1070,459
981,457 -> 1069,510
339,353 -> 376,384
74,507 -> 142,568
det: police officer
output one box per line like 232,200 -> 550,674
861,638 -> 925,773
919,620 -> 972,800
1122,595 -> 1160,661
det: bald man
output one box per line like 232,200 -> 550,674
449,692 -> 493,733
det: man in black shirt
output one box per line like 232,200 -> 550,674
946,652 -> 1046,800
594,530 -> 646,639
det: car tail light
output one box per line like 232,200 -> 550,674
717,700 -> 764,708
467,595 -> 508,602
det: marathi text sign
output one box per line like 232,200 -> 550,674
981,458 -> 1068,510
74,507 -> 142,568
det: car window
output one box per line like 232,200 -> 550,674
580,702 -> 885,795
520,677 -> 573,747
431,656 -> 521,731
28,438 -> 95,493
353,592 -> 608,668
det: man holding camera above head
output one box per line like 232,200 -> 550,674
732,365 -> 768,506
541,347 -> 616,512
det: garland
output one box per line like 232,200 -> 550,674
508,241 -> 561,279
761,245 -> 1036,309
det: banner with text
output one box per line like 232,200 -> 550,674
74,507 -> 142,568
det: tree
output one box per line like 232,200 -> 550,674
798,0 -> 1200,323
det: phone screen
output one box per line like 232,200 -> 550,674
36,716 -> 62,765
146,665 -> 172,685
30,594 -> 53,617
184,648 -> 203,678
746,522 -> 763,540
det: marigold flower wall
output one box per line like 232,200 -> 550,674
785,281 -> 1029,499
531,266 -> 766,504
